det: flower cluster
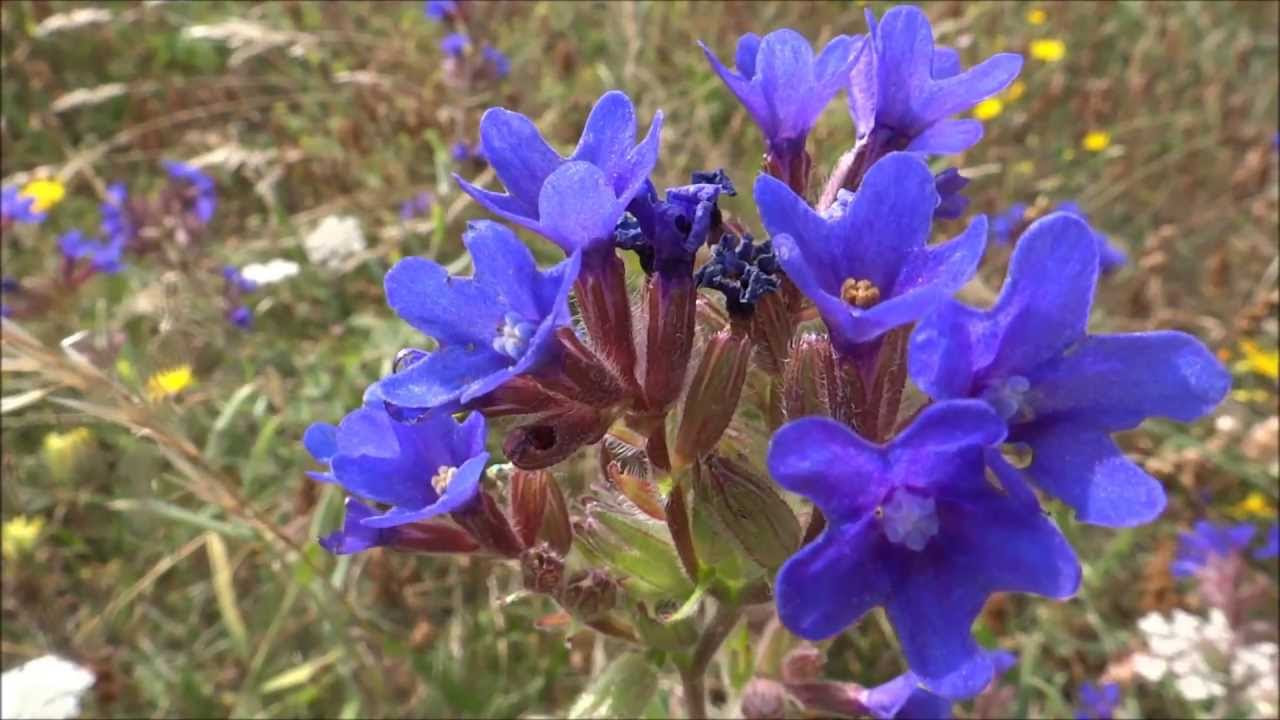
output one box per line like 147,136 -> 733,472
305,4 -> 1229,716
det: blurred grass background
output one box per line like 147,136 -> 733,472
1,1 -> 1277,717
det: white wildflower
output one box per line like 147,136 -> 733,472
33,8 -> 113,38
181,20 -> 313,65
240,258 -> 300,286
0,655 -> 95,719
50,83 -> 128,114
303,215 -> 366,271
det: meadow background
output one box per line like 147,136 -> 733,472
1,1 -> 1277,717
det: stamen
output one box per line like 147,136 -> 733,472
492,311 -> 537,360
431,465 -> 458,495
880,489 -> 939,551
840,278 -> 881,309
981,375 -> 1033,422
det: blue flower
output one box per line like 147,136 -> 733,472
222,265 -> 258,294
849,6 -> 1022,155
770,402 -> 1080,699
318,498 -> 397,555
451,140 -> 481,163
59,230 -> 126,275
423,0 -> 457,21
456,90 -> 662,255
1054,201 -> 1127,274
1257,523 -> 1280,560
1075,682 -> 1120,720
909,213 -> 1230,527
227,305 -> 253,330
755,152 -> 987,352
701,29 -> 859,158
933,168 -> 969,220
989,202 -> 1028,244
441,32 -> 469,57
694,231 -> 780,317
861,650 -> 1016,719
304,398 -> 488,530
621,169 -> 735,277
483,44 -> 510,78
1,186 -> 46,225
399,191 -> 433,220
163,160 -> 217,225
99,182 -> 134,244
1170,520 -> 1255,577
370,220 -> 580,412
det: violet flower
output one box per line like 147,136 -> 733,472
770,402 -> 1080,699
909,213 -> 1230,527
163,160 -> 217,225
99,182 -> 134,244
755,152 -> 987,352
849,6 -> 1021,155
861,649 -> 1016,719
227,305 -> 253,330
1,186 -> 46,225
1171,521 -> 1255,578
370,220 -> 580,413
304,399 -> 488,529
423,0 -> 457,21
455,90 -> 662,259
1257,524 -> 1280,560
318,498 -> 397,555
933,168 -> 969,220
1075,682 -> 1120,720
619,169 -> 735,277
399,191 -> 433,220
1055,200 -> 1127,274
58,230 -> 125,275
441,32 -> 469,57
483,44 -> 510,78
989,202 -> 1028,244
701,29 -> 859,173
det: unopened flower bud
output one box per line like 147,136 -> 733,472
741,677 -> 788,719
574,249 -> 638,393
782,333 -> 862,427
693,454 -> 800,572
450,490 -> 524,558
672,327 -> 752,467
520,542 -> 566,595
510,469 -> 552,548
781,644 -> 824,683
641,272 -> 697,413
749,289 -> 796,376
560,569 -> 618,620
390,520 -> 483,554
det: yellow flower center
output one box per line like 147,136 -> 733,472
431,465 -> 458,495
840,278 -> 881,309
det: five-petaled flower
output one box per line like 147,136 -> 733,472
849,6 -> 1022,155
769,401 -> 1080,699
455,90 -> 662,259
755,152 -> 987,352
304,398 -> 488,532
908,213 -> 1229,527
370,220 -> 580,413
700,29 -> 858,162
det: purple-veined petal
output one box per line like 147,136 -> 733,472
847,31 -> 879,139
570,91 -> 638,188
477,107 -> 564,206
373,345 -> 510,412
758,30 -> 817,139
536,161 -> 626,253
918,53 -> 1022,127
870,6 -> 937,129
384,256 -> 505,346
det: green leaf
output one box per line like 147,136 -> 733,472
567,653 -> 658,720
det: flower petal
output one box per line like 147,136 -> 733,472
908,301 -> 985,399
536,161 -> 626,253
303,422 -> 338,462
318,498 -> 386,555
361,452 -> 489,528
755,173 -> 843,289
454,174 -> 539,225
373,344 -> 511,412
931,46 -> 961,79
892,400 -> 1006,456
904,119 -> 984,154
840,152 -> 938,291
465,221 -> 540,313
776,516 -> 890,640
330,407 -> 433,508
617,109 -> 664,205
871,6 -> 936,129
700,41 -> 768,136
768,416 -> 888,519
919,53 -> 1022,125
1019,421 -> 1167,527
478,106 -> 564,206
570,91 -> 638,189
847,32 -> 879,138
384,256 -> 503,346
735,32 -> 761,77
758,29 -> 817,141
1026,331 -> 1229,430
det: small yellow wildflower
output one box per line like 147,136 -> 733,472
973,98 -> 1004,120
1029,38 -> 1066,63
1082,131 -> 1112,152
42,427 -> 94,481
1237,340 -> 1279,380
1233,492 -> 1275,519
2,515 -> 45,559
1003,80 -> 1027,102
146,364 -> 195,401
1026,8 -> 1047,25
20,179 -> 66,213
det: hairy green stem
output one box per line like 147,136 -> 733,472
681,600 -> 744,718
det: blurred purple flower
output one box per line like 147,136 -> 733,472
456,90 -> 662,256
1257,523 -> 1280,560
1171,520 -> 1255,577
770,402 -> 1079,699
1075,682 -> 1120,720
59,230 -> 125,275
483,44 -> 510,78
304,398 -> 488,531
423,0 -> 457,21
441,31 -> 469,57
99,182 -> 134,244
399,191 -> 434,220
370,221 -> 580,413
755,152 -> 986,352
227,305 -> 253,330
989,202 -> 1028,244
1,186 -> 46,225
222,265 -> 258,294
163,160 -> 217,225
909,213 -> 1230,527
850,6 -> 1022,155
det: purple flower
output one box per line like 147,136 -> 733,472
304,399 -> 488,530
1054,201 -> 1126,274
620,169 -> 734,277
694,231 -> 780,317
369,220 -> 580,412
59,230 -> 125,274
755,152 -> 987,352
1171,520 -> 1255,577
483,44 -> 510,78
1,186 -> 46,225
933,168 -> 969,220
770,402 -> 1080,699
222,265 -> 258,294
849,6 -> 1022,155
861,650 -> 1016,719
441,32 -> 469,57
456,90 -> 662,256
451,140 -> 478,163
227,305 -> 253,330
1075,682 -> 1120,720
989,202 -> 1028,244
399,191 -> 433,220
99,182 -> 134,244
318,498 -> 398,555
909,213 -> 1230,527
700,29 -> 859,158
1257,523 -> 1280,560
423,0 -> 457,21
163,160 -> 217,225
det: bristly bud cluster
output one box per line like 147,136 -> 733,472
304,4 -> 1230,715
